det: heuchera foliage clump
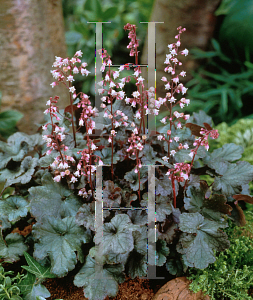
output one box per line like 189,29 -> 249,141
0,24 -> 253,300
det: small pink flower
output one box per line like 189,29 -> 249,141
137,76 -> 145,83
53,175 -> 61,182
73,66 -> 79,74
170,150 -> 176,156
67,75 -> 74,82
69,86 -> 76,93
171,49 -> 177,55
63,58 -> 69,65
165,83 -> 170,90
169,96 -> 176,104
136,143 -> 143,151
181,48 -> 189,56
189,151 -> 194,158
70,57 -> 77,64
75,50 -> 83,57
65,169 -> 71,176
172,76 -> 179,84
100,64 -> 105,72
160,117 -> 167,124
63,162 -> 69,169
132,91 -> 140,98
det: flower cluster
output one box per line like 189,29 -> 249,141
154,26 -> 192,160
166,162 -> 191,182
44,24 -> 220,206
191,128 -> 219,153
166,128 -> 219,182
77,93 -> 97,132
42,96 -> 77,183
46,51 -> 102,194
50,50 -> 90,101
123,23 -> 140,57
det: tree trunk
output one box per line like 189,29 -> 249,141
0,0 -> 69,134
141,0 -> 221,105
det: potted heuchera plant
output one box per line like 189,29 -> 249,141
0,23 -> 253,300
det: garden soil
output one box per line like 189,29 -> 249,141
43,274 -> 164,300
3,258 -> 169,300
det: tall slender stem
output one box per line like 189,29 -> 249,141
171,174 -> 177,208
68,80 -> 77,147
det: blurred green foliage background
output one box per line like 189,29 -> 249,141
62,0 -> 154,102
184,0 -> 253,126
0,92 -> 23,141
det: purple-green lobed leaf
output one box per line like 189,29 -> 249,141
33,216 -> 91,277
178,212 -> 230,269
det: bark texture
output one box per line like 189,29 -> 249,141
141,0 -> 221,103
0,0 -> 69,134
